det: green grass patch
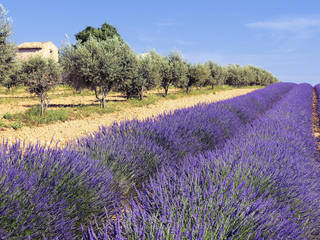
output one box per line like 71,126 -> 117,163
1,104 -> 118,128
127,95 -> 161,107
3,112 -> 15,120
24,107 -> 70,125
0,117 -> 22,130
0,120 -> 8,128
49,88 -> 95,98
0,86 -> 26,95
10,121 -> 23,130
0,96 -> 36,104
3,107 -> 70,128
72,103 -> 118,117
0,85 -> 262,129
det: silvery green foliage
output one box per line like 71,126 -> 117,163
160,51 -> 188,96
85,83 -> 320,239
226,64 -> 278,87
122,51 -> 161,100
185,63 -> 211,93
0,4 -> 16,88
0,143 -> 120,239
204,60 -> 226,87
20,56 -> 61,115
60,37 -> 135,108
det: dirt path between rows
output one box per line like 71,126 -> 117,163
312,89 -> 320,152
0,88 -> 256,147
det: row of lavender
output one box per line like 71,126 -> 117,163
85,83 -> 320,239
73,83 -> 294,195
0,83 -> 294,239
315,84 -> 320,126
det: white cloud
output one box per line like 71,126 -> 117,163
246,17 -> 320,32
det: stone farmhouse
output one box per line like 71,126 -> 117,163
16,41 -> 59,62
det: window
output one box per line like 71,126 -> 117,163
18,48 -> 41,53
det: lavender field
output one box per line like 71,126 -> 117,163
1,83 -> 320,239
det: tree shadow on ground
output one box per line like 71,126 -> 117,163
0,96 -> 36,99
22,99 -> 127,109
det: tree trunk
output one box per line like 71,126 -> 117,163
101,90 -> 107,108
94,87 -> 99,100
139,86 -> 143,100
186,86 -> 190,94
211,84 -> 215,90
40,93 -> 45,116
164,86 -> 169,97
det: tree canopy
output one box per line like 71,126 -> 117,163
20,56 -> 61,115
121,50 -> 162,100
75,21 -> 122,43
160,51 -> 188,96
186,63 -> 211,93
205,60 -> 226,88
0,4 -> 16,89
60,37 -> 135,107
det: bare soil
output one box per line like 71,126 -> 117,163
312,89 -> 320,153
0,93 -> 123,116
0,88 -> 255,147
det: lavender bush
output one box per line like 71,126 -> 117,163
74,83 -> 294,195
0,82 -> 301,239
0,142 -> 120,239
315,84 -> 320,125
85,83 -> 320,239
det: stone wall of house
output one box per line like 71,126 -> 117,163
16,42 -> 59,62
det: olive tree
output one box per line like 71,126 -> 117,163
123,50 -> 162,100
20,57 -> 61,115
2,62 -> 22,91
0,4 -> 16,89
61,37 -> 136,108
116,46 -> 139,99
226,64 -> 247,86
225,64 -> 279,87
186,63 -> 211,93
246,65 -> 278,86
160,51 -> 187,96
205,61 -> 226,88
144,50 -> 162,90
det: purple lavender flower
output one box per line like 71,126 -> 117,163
83,83 -> 320,239
75,83 -> 294,196
0,142 -> 120,239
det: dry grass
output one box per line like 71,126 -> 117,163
0,87 -> 257,147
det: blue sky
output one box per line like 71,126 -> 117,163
1,0 -> 320,84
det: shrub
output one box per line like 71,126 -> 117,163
74,83 -> 294,196
10,121 -> 22,130
84,84 -> 319,239
0,143 -> 120,239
